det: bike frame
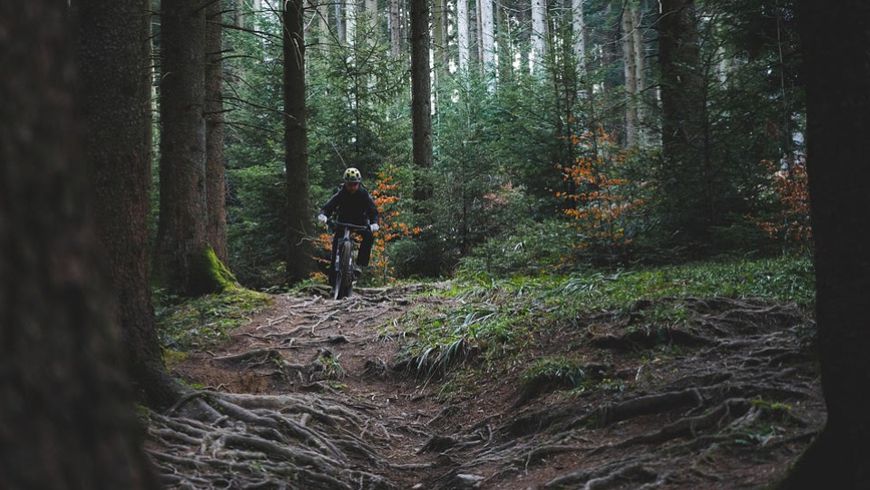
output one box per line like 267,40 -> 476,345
329,220 -> 369,300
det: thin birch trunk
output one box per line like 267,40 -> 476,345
336,0 -> 346,45
480,0 -> 494,79
531,0 -> 546,73
346,0 -> 357,47
476,0 -> 483,66
572,0 -> 586,76
457,0 -> 469,70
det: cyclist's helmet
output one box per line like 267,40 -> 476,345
343,167 -> 362,183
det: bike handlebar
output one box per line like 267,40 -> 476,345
328,220 -> 371,231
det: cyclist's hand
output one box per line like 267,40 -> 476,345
317,214 -> 328,224
370,223 -> 380,232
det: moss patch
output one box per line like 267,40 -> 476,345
189,246 -> 239,295
155,286 -> 271,350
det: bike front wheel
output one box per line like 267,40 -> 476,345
339,240 -> 354,298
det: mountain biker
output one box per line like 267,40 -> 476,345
317,167 -> 379,279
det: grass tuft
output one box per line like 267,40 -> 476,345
155,287 -> 272,350
395,255 -> 813,380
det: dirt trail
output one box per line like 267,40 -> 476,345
153,286 -> 824,489
159,285 -> 447,488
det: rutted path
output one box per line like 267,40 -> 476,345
151,285 -> 825,489
154,285 -> 448,489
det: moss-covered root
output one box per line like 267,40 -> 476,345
188,246 -> 238,296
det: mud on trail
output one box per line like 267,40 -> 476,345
150,285 -> 824,489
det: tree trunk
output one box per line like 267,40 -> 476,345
632,3 -> 646,144
479,0 -> 495,78
497,6 -> 513,84
284,0 -> 316,283
317,1 -> 331,48
390,0 -> 401,56
658,0 -> 707,242
572,0 -> 587,77
0,1 -> 159,487
434,0 -> 446,72
206,1 -> 229,264
457,0 -> 470,70
365,0 -> 378,38
235,0 -> 244,27
410,0 -> 434,197
777,2 -> 870,487
157,0 -> 231,295
531,0 -> 547,73
336,0 -> 346,45
478,0 -> 485,67
77,0 -> 184,408
441,0 -> 451,69
622,5 -> 638,147
346,0 -> 357,47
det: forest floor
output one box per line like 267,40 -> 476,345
151,267 -> 823,489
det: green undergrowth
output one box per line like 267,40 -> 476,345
521,357 -> 589,390
155,286 -> 272,351
393,255 -> 813,380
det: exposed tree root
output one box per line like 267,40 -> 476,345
147,391 -> 397,489
160,288 -> 819,489
545,462 -> 659,489
418,297 -> 820,488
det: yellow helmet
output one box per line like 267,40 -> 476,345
343,167 -> 362,183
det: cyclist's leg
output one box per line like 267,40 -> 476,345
329,230 -> 341,285
357,228 -> 374,266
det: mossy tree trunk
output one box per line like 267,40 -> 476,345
0,0 -> 158,487
157,0 -> 230,295
206,0 -> 229,265
284,0 -> 316,283
77,0 -> 184,408
778,2 -> 870,488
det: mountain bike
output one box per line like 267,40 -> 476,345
329,220 -> 369,300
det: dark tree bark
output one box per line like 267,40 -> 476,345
778,2 -> 870,488
658,0 -> 709,243
77,0 -> 184,408
157,0 -> 230,295
0,1 -> 158,487
206,0 -> 229,264
284,0 -> 316,283
410,0 -> 433,201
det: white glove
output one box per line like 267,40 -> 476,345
370,223 -> 380,232
317,214 -> 327,224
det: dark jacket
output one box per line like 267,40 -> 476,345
320,185 -> 379,226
